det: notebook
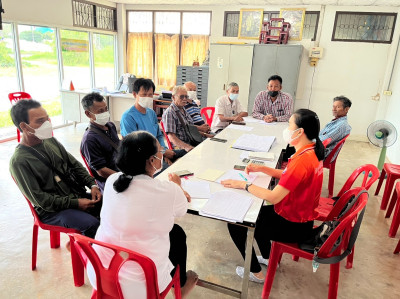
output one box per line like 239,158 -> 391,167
232,134 -> 275,152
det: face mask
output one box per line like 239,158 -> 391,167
28,120 -> 53,140
229,93 -> 239,101
152,154 -> 163,175
91,111 -> 110,126
282,128 -> 301,145
138,97 -> 154,109
187,90 -> 197,100
268,91 -> 279,97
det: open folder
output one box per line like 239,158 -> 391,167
232,134 -> 275,152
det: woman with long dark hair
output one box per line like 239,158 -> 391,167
222,109 -> 324,283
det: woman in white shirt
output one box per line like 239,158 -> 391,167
87,131 -> 198,298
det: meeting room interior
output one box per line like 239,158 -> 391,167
1,0 -> 400,298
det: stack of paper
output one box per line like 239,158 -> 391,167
182,181 -> 211,199
226,124 -> 254,131
215,169 -> 257,184
199,190 -> 254,222
249,152 -> 275,161
232,134 -> 276,152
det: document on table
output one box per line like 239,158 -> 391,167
243,117 -> 264,124
226,124 -> 254,131
216,169 -> 257,184
199,190 -> 254,223
240,151 -> 275,161
232,134 -> 276,152
196,169 -> 225,182
182,181 -> 211,199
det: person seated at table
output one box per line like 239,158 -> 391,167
81,92 -> 120,193
162,86 -> 212,152
9,99 -> 102,239
211,82 -> 248,133
222,109 -> 324,283
87,131 -> 198,298
319,95 -> 352,158
183,82 -> 210,132
120,78 -> 186,167
252,75 -> 293,123
184,81 -> 201,106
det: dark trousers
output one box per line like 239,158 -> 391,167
158,149 -> 188,175
169,224 -> 188,287
227,205 -> 313,273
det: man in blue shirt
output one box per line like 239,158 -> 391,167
120,78 -> 185,166
319,96 -> 352,158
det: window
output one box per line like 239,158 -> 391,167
93,33 -> 115,90
72,0 -> 116,31
155,12 -> 180,34
332,12 -> 397,43
224,12 -> 240,37
303,12 -> 320,40
128,11 -> 152,33
182,12 -> 211,35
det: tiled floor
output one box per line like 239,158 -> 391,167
1,123 -> 399,298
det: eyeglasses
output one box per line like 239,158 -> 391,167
177,95 -> 189,100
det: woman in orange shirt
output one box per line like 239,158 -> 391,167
222,109 -> 325,283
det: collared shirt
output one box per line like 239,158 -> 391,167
275,144 -> 323,222
211,94 -> 245,132
319,115 -> 351,158
162,102 -> 194,146
184,99 -> 204,126
80,122 -> 120,192
120,106 -> 166,148
252,91 -> 293,122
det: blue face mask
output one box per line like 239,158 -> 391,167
229,93 -> 239,101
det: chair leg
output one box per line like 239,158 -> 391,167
32,224 -> 39,270
69,236 -> 85,287
380,176 -> 395,210
385,189 -> 398,219
292,255 -> 299,262
91,289 -> 97,299
328,262 -> 340,299
389,197 -> 400,238
328,164 -> 336,198
345,246 -> 354,269
262,243 -> 281,299
375,168 -> 386,195
394,239 -> 400,254
50,231 -> 61,248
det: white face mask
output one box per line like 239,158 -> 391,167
187,90 -> 197,100
282,127 -> 301,145
91,111 -> 110,126
138,97 -> 154,109
229,93 -> 239,101
152,154 -> 163,175
28,120 -> 53,140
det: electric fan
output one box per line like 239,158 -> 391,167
367,120 -> 397,171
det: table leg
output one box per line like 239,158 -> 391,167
241,227 -> 255,299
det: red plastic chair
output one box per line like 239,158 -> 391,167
69,233 -> 182,299
8,92 -> 32,142
262,190 -> 368,299
324,134 -> 350,198
200,107 -> 215,127
80,150 -> 95,177
394,239 -> 400,254
385,182 -> 400,238
11,176 -> 84,286
160,121 -> 173,150
374,163 -> 400,210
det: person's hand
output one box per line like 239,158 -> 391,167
198,124 -> 211,133
221,179 -> 247,190
184,145 -> 194,152
183,189 -> 191,202
263,114 -> 274,123
204,133 -> 215,138
78,198 -> 101,211
91,186 -> 102,201
168,173 -> 181,186
245,163 -> 263,174
164,157 -> 173,166
163,149 -> 176,160
233,115 -> 244,121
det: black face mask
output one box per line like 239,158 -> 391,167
268,91 -> 279,97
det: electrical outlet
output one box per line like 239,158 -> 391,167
383,90 -> 392,96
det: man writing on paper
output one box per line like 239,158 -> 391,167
252,75 -> 293,123
211,82 -> 248,133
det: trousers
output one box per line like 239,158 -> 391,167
169,224 -> 188,287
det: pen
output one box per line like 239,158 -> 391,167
239,173 -> 248,181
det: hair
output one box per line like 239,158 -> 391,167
267,75 -> 283,85
333,96 -> 352,109
10,99 -> 42,132
184,81 -> 195,88
226,82 -> 239,91
172,85 -> 187,97
293,109 -> 325,161
81,92 -> 105,111
133,78 -> 155,94
113,131 -> 158,193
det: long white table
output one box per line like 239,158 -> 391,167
157,120 -> 288,298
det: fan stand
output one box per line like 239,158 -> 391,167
371,138 -> 388,178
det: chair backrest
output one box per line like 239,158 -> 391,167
8,92 -> 32,105
70,233 -> 167,299
80,150 -> 95,177
160,121 -> 173,150
324,187 -> 364,221
322,138 -> 332,148
336,164 -> 380,198
323,134 -> 349,167
200,107 -> 215,127
317,190 -> 368,260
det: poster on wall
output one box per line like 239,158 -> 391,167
280,8 -> 306,41
238,9 -> 264,39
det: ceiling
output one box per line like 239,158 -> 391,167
106,0 -> 400,6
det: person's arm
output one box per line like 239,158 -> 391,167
276,93 -> 293,122
168,173 -> 189,217
168,133 -> 193,152
96,167 -> 117,179
252,92 -> 266,120
81,139 -> 114,180
196,123 -> 211,133
120,113 -> 138,137
245,163 -> 283,179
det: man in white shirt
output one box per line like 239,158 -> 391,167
211,82 -> 248,133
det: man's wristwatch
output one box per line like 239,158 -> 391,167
245,183 -> 252,192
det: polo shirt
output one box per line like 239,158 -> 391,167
80,122 -> 120,192
275,143 -> 323,222
184,99 -> 204,126
162,102 -> 194,146
211,94 -> 245,132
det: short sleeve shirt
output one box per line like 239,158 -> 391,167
184,100 -> 204,126
162,102 -> 194,145
211,95 -> 245,132
252,91 -> 293,122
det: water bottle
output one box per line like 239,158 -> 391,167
312,249 -> 320,273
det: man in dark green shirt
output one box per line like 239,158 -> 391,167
9,99 -> 102,238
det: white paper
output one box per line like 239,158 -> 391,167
226,124 -> 254,131
240,151 -> 274,161
243,117 -> 264,124
216,169 -> 257,184
199,190 -> 254,223
182,181 -> 211,199
232,134 -> 276,152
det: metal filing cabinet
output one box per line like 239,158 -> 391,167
176,66 -> 209,107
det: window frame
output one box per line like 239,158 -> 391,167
72,0 -> 117,32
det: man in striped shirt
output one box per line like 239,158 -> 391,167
252,75 -> 293,123
184,81 -> 211,133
